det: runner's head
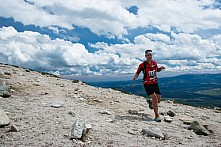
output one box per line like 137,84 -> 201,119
145,50 -> 152,55
145,50 -> 152,60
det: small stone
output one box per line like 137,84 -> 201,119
99,110 -> 111,115
10,89 -> 15,92
63,125 -> 70,129
4,72 -> 11,76
128,130 -> 136,135
79,98 -> 84,101
93,99 -> 103,103
188,136 -> 193,139
0,134 -> 6,139
85,123 -> 92,130
167,110 -> 176,117
128,110 -> 138,115
51,101 -> 64,108
41,103 -> 47,107
166,100 -> 174,104
105,118 -> 114,123
33,83 -> 40,86
41,92 -> 49,95
68,111 -> 76,117
164,116 -> 173,123
10,125 -> 19,132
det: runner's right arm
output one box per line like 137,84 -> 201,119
133,63 -> 144,80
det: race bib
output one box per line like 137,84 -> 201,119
148,70 -> 156,78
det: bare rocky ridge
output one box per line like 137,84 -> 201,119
0,63 -> 221,147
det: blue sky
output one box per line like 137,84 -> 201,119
0,0 -> 221,81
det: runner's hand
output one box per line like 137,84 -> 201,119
133,76 -> 137,80
161,66 -> 165,70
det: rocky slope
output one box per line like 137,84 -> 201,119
0,63 -> 221,147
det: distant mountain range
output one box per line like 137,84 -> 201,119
88,73 -> 221,109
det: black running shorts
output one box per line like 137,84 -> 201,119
144,83 -> 161,96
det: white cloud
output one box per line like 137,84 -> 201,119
0,26 -> 221,76
135,0 -> 221,33
1,0 -> 221,38
1,0 -> 221,76
0,26 -> 140,75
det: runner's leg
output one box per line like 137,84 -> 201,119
149,93 -> 159,117
156,94 -> 161,103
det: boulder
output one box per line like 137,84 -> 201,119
0,109 -> 10,127
0,79 -> 11,98
71,118 -> 85,139
71,118 -> 92,141
0,71 -> 5,78
142,127 -> 164,139
188,120 -> 210,136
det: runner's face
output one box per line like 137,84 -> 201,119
145,53 -> 152,60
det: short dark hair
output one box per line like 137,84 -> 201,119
145,50 -> 152,55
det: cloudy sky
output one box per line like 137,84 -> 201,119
0,0 -> 221,81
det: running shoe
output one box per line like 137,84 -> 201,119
154,116 -> 161,122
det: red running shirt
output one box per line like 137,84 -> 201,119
136,60 -> 159,85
